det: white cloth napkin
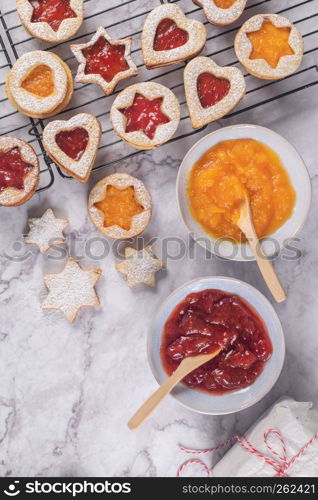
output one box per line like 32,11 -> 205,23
213,398 -> 318,477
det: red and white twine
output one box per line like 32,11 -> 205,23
177,428 -> 318,477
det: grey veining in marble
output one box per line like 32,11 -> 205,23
0,0 -> 318,477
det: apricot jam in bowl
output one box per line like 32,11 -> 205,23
177,125 -> 311,261
148,277 -> 285,415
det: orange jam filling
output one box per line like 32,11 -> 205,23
187,139 -> 296,242
95,185 -> 144,231
214,0 -> 237,8
21,65 -> 54,97
247,21 -> 294,69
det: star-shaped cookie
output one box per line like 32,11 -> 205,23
116,245 -> 164,288
25,208 -> 68,253
42,258 -> 101,322
71,26 -> 138,96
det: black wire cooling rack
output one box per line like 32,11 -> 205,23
0,0 -> 317,191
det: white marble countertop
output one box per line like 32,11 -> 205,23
0,0 -> 318,477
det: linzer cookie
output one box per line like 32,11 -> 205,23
0,137 -> 39,207
116,245 -> 164,288
71,26 -> 138,96
25,208 -> 68,253
193,0 -> 247,26
6,51 -> 73,119
184,57 -> 246,129
16,0 -> 84,43
141,4 -> 206,69
43,113 -> 101,183
110,82 -> 180,150
235,14 -> 304,80
88,173 -> 152,240
42,257 -> 101,322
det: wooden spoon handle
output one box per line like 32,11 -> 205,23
128,370 -> 182,431
128,349 -> 221,431
242,219 -> 286,303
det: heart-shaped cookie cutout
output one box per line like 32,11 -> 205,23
43,113 -> 101,183
142,4 -> 206,69
184,57 -> 246,129
193,0 -> 248,26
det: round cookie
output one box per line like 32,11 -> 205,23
6,51 -> 73,119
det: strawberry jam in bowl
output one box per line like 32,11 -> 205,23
148,276 -> 285,414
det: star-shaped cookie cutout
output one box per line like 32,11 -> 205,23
25,208 -> 68,253
116,245 -> 164,288
29,0 -> 77,32
247,20 -> 294,68
119,93 -> 170,140
70,26 -> 138,96
42,258 -> 101,322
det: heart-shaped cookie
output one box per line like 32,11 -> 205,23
193,0 -> 248,26
43,113 -> 101,183
142,4 -> 206,69
184,57 -> 246,129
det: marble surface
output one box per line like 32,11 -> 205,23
1,0 -> 318,477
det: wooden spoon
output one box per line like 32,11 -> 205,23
235,191 -> 286,303
128,347 -> 222,431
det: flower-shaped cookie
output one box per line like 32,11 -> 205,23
88,173 -> 152,240
235,14 -> 304,80
6,51 -> 73,119
110,82 -> 180,150
142,4 -> 206,69
43,113 -> 101,183
0,137 -> 39,207
193,0 -> 248,26
184,57 -> 246,128
16,0 -> 84,42
71,26 -> 138,96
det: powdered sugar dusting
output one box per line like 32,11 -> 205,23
42,258 -> 101,322
116,245 -> 164,287
110,82 -> 180,150
71,26 -> 138,96
88,173 -> 152,239
43,113 -> 101,182
0,137 -> 39,207
184,57 -> 246,129
235,14 -> 304,80
16,0 -> 84,42
7,51 -> 69,116
142,4 -> 206,68
193,0 -> 247,26
25,208 -> 68,253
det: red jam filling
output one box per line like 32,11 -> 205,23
0,147 -> 34,192
154,18 -> 189,51
82,36 -> 129,83
197,72 -> 231,108
119,93 -> 170,140
29,0 -> 77,32
161,289 -> 273,394
56,127 -> 89,161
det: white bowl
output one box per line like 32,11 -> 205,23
148,276 -> 285,415
177,124 -> 311,261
